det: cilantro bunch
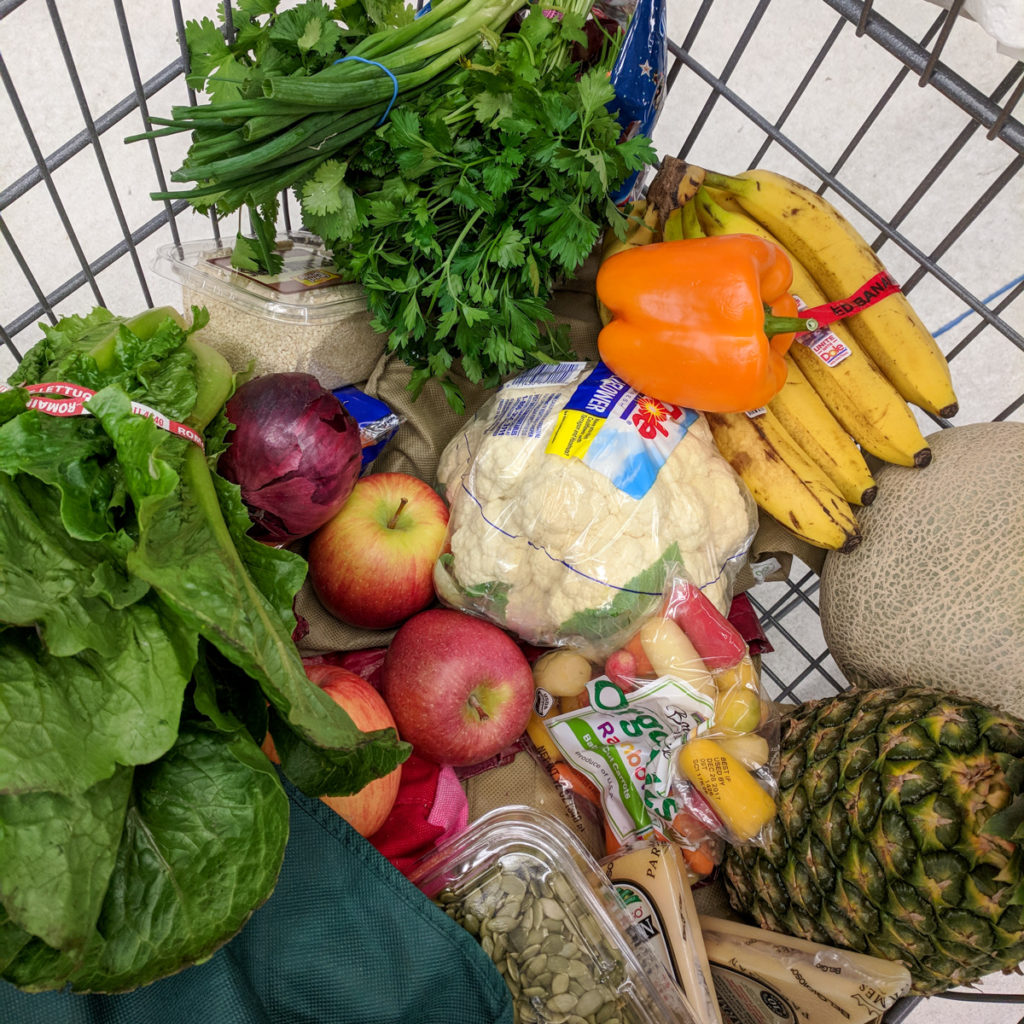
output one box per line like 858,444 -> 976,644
306,9 -> 656,406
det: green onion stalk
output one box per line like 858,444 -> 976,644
133,0 -> 562,270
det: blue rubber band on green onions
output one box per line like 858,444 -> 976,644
332,56 -> 399,125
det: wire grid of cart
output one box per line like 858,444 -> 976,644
1,0 -> 1022,1021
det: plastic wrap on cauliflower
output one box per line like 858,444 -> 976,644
433,361 -> 758,653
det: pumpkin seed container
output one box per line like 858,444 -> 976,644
408,805 -> 700,1024
152,233 -> 385,389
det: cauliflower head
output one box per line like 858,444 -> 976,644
433,364 -> 757,652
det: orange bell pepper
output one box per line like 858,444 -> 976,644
595,234 -> 817,413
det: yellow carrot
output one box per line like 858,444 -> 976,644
678,737 -> 776,842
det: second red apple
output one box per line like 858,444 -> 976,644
308,472 -> 449,630
262,663 -> 403,837
380,608 -> 535,767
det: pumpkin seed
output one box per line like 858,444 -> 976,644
547,954 -> 570,973
525,954 -> 548,978
547,992 -> 578,1013
567,958 -> 589,979
575,988 -> 607,1017
540,897 -> 565,920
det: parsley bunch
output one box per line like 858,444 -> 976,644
141,0 -> 657,407
306,9 -> 656,406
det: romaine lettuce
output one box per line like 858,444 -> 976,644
0,307 -> 408,993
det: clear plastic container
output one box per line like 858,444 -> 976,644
408,805 -> 700,1024
152,232 -> 386,389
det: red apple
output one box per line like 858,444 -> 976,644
262,663 -> 403,837
307,472 -> 449,630
380,608 -> 534,767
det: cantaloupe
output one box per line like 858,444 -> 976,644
819,421 -> 1024,717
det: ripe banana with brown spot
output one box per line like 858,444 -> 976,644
705,407 -> 862,552
692,186 -> 932,468
702,168 -> 958,419
769,354 -> 878,506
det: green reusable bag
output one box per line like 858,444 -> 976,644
0,778 -> 513,1024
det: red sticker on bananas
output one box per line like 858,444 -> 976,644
793,272 -> 901,367
797,271 -> 901,327
0,381 -> 205,450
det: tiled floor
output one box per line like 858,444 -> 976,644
1,0 -> 1022,1021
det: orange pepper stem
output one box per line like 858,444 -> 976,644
763,304 -> 818,337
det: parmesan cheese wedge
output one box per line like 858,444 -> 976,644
698,915 -> 912,1023
604,842 -> 723,1024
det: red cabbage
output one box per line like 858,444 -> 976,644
218,372 -> 363,545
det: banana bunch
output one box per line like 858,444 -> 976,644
691,185 -> 939,470
686,170 -> 959,551
595,160 -> 959,552
701,168 -> 959,420
596,163 -> 959,551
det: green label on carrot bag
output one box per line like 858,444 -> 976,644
545,675 -> 714,846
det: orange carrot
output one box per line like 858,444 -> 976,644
622,630 -> 654,676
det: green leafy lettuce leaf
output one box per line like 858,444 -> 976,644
0,622 -> 192,797
0,767 -> 133,958
2,724 -> 290,994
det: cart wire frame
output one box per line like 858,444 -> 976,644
1,0 -> 1023,1020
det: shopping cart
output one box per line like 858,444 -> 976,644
1,1 -> 1022,1021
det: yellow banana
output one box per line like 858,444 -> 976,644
663,206 -> 685,241
769,354 -> 877,506
703,168 -> 959,419
678,195 -> 704,239
704,407 -> 862,553
693,186 -> 933,468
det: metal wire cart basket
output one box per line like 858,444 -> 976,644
1,0 -> 1022,1021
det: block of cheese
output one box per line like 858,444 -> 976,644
604,842 -> 722,1024
699,915 -> 912,1024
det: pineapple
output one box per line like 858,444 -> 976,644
722,686 -> 1024,996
